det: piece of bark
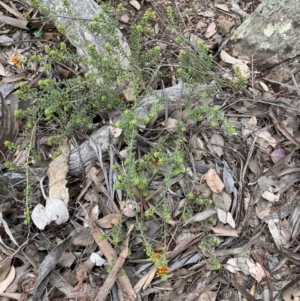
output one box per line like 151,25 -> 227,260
0,93 -> 18,154
17,0 -> 130,70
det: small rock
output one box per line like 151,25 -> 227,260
217,16 -> 235,35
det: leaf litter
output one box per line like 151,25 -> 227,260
1,0 -> 300,300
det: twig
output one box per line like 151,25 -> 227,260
214,227 -> 264,257
91,173 -> 119,213
94,225 -> 134,301
91,222 -> 136,301
241,135 -> 257,182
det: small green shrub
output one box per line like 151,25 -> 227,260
14,2 -> 237,275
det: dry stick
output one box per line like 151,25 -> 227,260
91,222 -> 136,301
269,108 -> 300,148
214,228 -> 264,257
94,225 -> 134,301
241,135 -> 257,183
91,173 -> 119,213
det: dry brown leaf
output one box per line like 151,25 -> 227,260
203,169 -> 224,193
96,214 -> 121,229
0,213 -> 18,246
205,22 -> 216,38
220,50 -> 249,65
248,159 -> 261,174
225,258 -> 241,273
199,291 -> 217,301
196,20 -> 206,29
215,3 -> 229,11
242,116 -> 258,136
211,226 -> 239,237
0,15 -> 28,29
190,134 -> 205,160
190,34 -> 204,48
175,231 -> 195,244
84,190 -> 98,202
0,266 -> 15,293
42,32 -> 55,41
48,140 -> 70,204
184,209 -> 217,224
0,1 -> 25,20
217,209 -> 236,228
212,191 -> 232,211
234,62 -> 251,79
0,63 -> 6,76
268,219 -> 289,249
163,117 -> 178,132
210,133 -> 224,157
133,266 -> 157,293
247,260 -> 266,283
58,252 -> 76,268
123,81 -> 135,101
13,149 -> 29,165
72,228 -> 94,246
261,191 -> 280,203
130,0 -> 141,10
259,81 -> 269,91
198,10 -> 215,17
256,130 -> 277,148
226,256 -> 250,275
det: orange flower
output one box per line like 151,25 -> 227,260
156,266 -> 169,277
150,252 -> 161,260
10,55 -> 21,68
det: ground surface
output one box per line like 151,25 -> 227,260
1,0 -> 300,301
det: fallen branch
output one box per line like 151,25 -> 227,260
68,81 -> 212,174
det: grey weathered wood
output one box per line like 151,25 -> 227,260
18,0 -> 130,69
228,0 -> 300,84
68,81 -> 212,175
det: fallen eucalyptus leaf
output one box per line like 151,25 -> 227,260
130,0 -> 140,10
203,169 -> 224,193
